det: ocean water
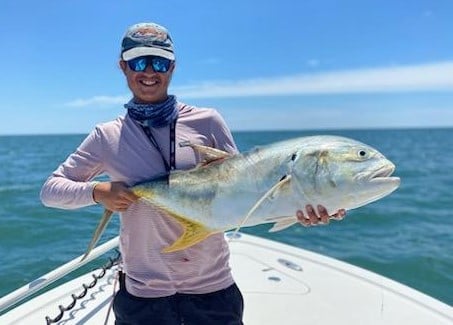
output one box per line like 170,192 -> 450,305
0,128 -> 452,309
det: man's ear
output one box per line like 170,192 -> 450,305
170,61 -> 176,73
119,60 -> 127,74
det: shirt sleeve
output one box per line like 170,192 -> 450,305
209,110 -> 238,154
40,126 -> 105,209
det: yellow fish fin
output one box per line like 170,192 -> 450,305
180,142 -> 233,164
162,210 -> 218,253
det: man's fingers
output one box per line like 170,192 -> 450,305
316,205 -> 330,224
296,210 -> 311,227
305,205 -> 319,225
330,209 -> 346,221
297,206 -> 346,227
122,191 -> 139,203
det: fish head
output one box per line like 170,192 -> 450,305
290,136 -> 400,212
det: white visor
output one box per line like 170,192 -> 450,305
122,47 -> 175,61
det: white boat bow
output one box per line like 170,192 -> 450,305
0,232 -> 452,324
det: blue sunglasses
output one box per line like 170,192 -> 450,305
126,56 -> 172,73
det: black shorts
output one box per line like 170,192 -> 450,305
113,276 -> 244,325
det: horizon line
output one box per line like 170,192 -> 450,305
1,125 -> 452,137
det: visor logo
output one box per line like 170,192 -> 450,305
132,26 -> 167,41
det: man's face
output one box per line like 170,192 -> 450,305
120,58 -> 175,104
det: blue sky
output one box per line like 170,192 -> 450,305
1,0 -> 453,135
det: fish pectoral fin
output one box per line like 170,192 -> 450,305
230,175 -> 292,238
162,211 -> 216,253
81,209 -> 114,262
181,142 -> 233,164
267,216 -> 297,232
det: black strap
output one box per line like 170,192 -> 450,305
140,120 -> 176,173
118,270 -> 126,290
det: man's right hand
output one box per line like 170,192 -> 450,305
93,181 -> 139,212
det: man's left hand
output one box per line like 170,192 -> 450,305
297,205 -> 346,226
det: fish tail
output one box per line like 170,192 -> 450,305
162,210 -> 216,253
80,209 -> 114,262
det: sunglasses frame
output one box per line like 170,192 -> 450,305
126,56 -> 173,73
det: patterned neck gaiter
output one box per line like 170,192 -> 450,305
124,95 -> 179,128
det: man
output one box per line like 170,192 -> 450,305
41,22 -> 344,324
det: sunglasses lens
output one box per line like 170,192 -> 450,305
151,57 -> 171,73
127,56 -> 171,73
128,57 -> 147,72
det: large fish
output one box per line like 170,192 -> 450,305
81,135 -> 400,261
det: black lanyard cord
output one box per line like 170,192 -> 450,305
140,120 -> 176,173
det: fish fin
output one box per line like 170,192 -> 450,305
268,217 -> 297,232
180,142 -> 232,164
81,209 -> 114,261
162,211 -> 217,253
230,175 -> 292,238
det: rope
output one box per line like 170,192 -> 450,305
103,265 -> 121,325
45,251 -> 121,324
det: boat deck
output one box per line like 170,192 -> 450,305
1,233 -> 452,324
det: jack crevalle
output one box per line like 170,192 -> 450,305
81,135 -> 400,261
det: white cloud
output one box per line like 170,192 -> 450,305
65,95 -> 129,107
224,106 -> 453,131
175,61 -> 453,98
64,61 -> 453,107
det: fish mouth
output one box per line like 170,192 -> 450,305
371,165 -> 394,178
368,165 -> 400,185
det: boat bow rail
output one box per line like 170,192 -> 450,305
0,237 -> 119,315
0,233 -> 452,325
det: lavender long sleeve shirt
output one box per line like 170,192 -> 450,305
40,104 -> 238,298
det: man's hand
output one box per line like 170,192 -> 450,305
297,205 -> 346,227
93,181 -> 139,212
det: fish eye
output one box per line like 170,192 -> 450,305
357,149 -> 368,159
